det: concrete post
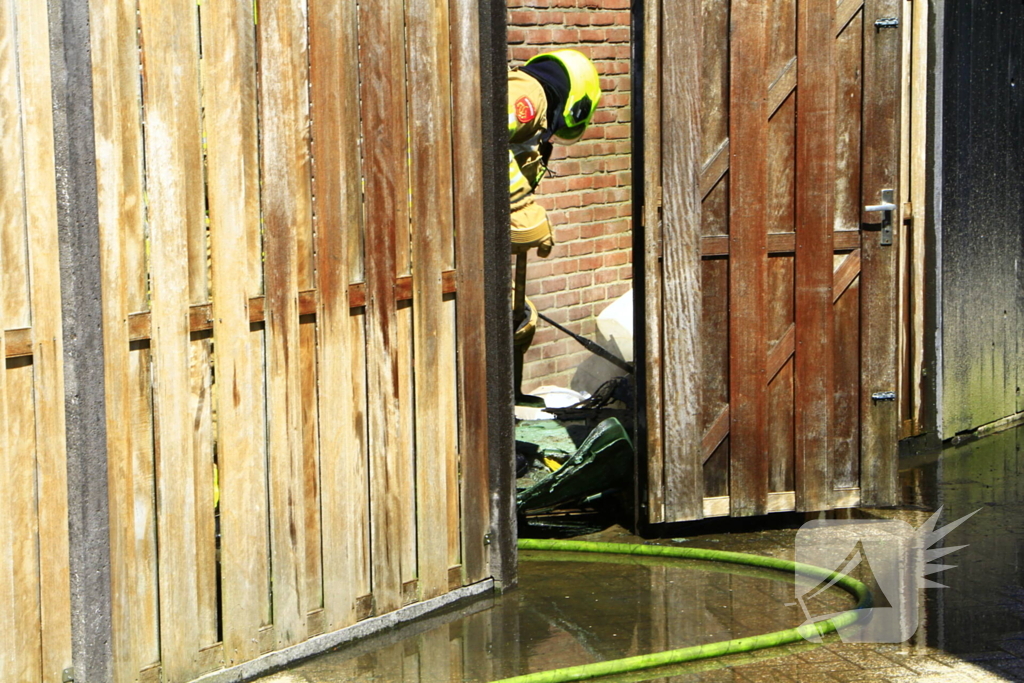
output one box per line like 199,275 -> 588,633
47,0 -> 115,681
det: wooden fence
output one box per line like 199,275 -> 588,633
2,0 -> 497,680
0,0 -> 74,680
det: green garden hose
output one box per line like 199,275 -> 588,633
494,538 -> 873,683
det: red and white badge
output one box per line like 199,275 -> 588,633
515,96 -> 536,123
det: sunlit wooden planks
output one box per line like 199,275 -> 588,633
0,2 -> 35,678
408,0 -> 460,599
201,0 -> 270,665
89,0 -> 159,678
18,0 -> 73,669
660,0 -> 704,520
308,0 -> 371,632
450,0 -> 489,583
258,0 -> 314,647
137,0 -> 206,677
794,0 -> 837,511
642,0 -> 665,522
360,0 -> 412,614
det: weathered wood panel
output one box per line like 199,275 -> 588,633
451,0 -> 491,582
408,0 -> 459,598
201,0 -> 270,665
2,0 -> 491,677
659,0 -> 703,521
89,0 -> 154,677
646,0 -> 902,521
308,0 -> 371,631
360,0 -> 414,614
794,0 -> 836,511
728,0 -> 770,517
258,0 -> 315,647
138,0 -> 206,675
859,0 -> 902,506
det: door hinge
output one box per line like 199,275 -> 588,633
874,17 -> 899,30
871,391 -> 897,402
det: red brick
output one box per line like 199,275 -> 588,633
568,304 -> 593,321
568,272 -> 593,289
554,290 -> 581,307
618,265 -> 633,280
509,10 -> 541,24
582,286 -> 608,304
525,28 -> 555,44
541,276 -> 567,293
607,281 -> 631,299
559,11 -> 587,25
529,293 -> 557,311
604,124 -> 631,140
594,267 -> 618,285
553,224 -> 580,245
603,250 -> 629,267
567,240 -> 595,257
578,255 -> 603,271
579,28 -> 607,42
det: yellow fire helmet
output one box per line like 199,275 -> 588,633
525,49 -> 601,144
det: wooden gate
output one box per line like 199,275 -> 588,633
640,0 -> 903,522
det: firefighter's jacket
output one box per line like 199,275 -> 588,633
508,69 -> 553,252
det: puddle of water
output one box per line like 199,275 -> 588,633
258,424 -> 1024,682
904,425 -> 1024,657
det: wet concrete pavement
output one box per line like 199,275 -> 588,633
257,425 -> 1024,682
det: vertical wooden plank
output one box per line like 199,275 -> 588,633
137,0 -> 204,675
408,0 -> 456,599
0,0 -> 29,332
129,344 -> 160,671
642,0 -> 665,523
201,0 -> 270,664
299,320 -> 323,612
0,361 -> 11,682
860,0 -> 902,506
729,0 -> 769,516
88,0 -> 149,677
308,0 -> 371,630
258,0 -> 313,647
396,301 -> 418,595
661,0 -> 703,521
0,3 -> 22,678
450,0 -> 489,582
794,0 -> 836,511
833,271 -> 861,489
907,0 -> 928,432
189,336 -> 218,648
7,358 -> 43,682
360,0 -> 410,613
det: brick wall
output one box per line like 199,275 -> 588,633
508,0 -> 633,395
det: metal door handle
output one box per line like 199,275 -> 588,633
864,189 -> 895,246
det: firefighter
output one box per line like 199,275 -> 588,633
508,49 -> 602,257
509,49 -> 601,402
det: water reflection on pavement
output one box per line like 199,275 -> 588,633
259,425 -> 1024,682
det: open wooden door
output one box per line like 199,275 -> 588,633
640,0 -> 903,523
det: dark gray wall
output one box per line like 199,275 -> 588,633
939,0 -> 1024,438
